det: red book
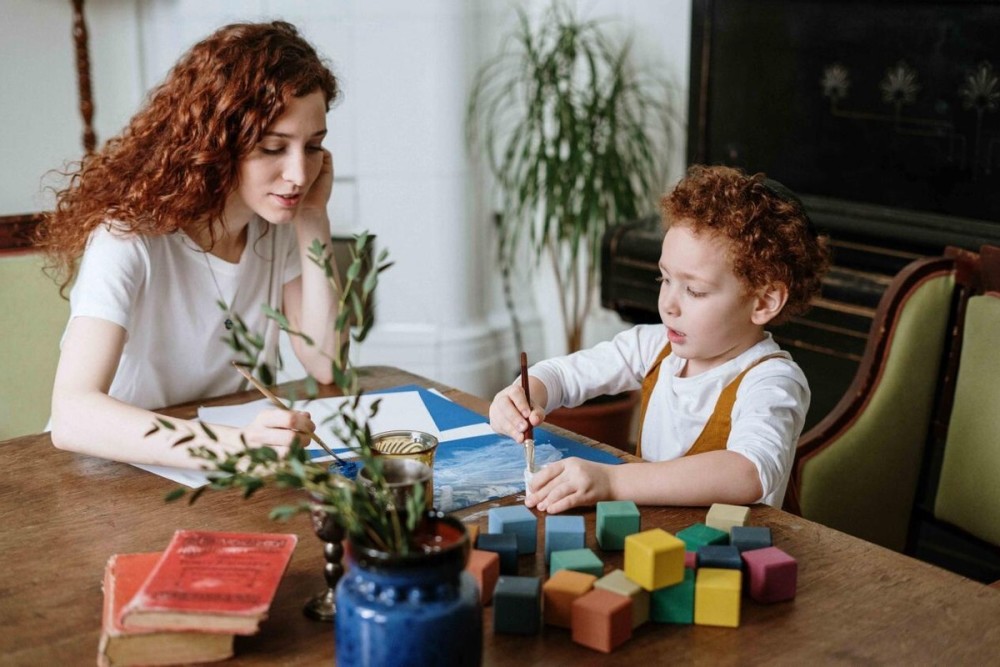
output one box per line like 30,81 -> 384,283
119,530 -> 297,635
98,552 -> 234,667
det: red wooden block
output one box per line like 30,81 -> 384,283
684,550 -> 697,569
466,548 -> 500,605
741,546 -> 797,603
571,588 -> 633,653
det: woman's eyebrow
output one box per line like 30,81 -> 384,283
263,129 -> 328,139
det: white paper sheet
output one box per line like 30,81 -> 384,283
136,389 -> 492,488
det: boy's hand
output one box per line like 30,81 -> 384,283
526,457 -> 614,513
489,382 -> 545,444
243,409 -> 316,450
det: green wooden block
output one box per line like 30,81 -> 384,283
596,500 -> 641,550
650,568 -> 695,624
676,523 -> 729,550
550,548 -> 605,578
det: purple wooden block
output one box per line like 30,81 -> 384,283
741,546 -> 797,603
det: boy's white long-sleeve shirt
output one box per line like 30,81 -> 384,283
529,324 -> 810,507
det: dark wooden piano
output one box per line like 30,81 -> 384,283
600,0 -> 1000,581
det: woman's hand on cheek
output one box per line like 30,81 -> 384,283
297,149 -> 334,223
527,458 -> 613,514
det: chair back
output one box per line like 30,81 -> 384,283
785,256 -> 959,551
932,289 -> 1000,547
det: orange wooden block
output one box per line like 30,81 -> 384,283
571,588 -> 633,653
466,548 -> 500,605
542,569 -> 597,628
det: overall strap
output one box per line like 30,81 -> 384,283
634,342 -> 672,459
684,353 -> 787,457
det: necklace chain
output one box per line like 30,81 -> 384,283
202,251 -> 235,331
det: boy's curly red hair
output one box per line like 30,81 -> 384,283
35,21 -> 339,292
662,165 -> 830,325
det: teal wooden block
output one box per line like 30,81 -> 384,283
650,568 -> 695,624
477,532 -> 519,575
551,548 -> 604,578
493,576 -> 542,634
596,500 -> 641,550
730,526 -> 772,552
488,504 -> 538,554
676,523 -> 729,550
545,515 -> 585,564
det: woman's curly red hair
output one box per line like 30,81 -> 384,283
662,165 -> 830,325
35,21 -> 339,292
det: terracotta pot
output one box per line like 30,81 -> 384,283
546,390 -> 640,453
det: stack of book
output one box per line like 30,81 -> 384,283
98,529 -> 297,667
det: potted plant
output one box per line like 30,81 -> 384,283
158,234 -> 482,667
466,3 -> 676,448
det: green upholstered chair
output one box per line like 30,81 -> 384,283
932,293 -> 1000,548
783,256 -> 961,551
0,253 -> 68,440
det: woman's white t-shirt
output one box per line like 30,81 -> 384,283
66,218 -> 301,410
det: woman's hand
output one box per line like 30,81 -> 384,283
242,408 -> 316,449
296,148 -> 333,224
489,380 -> 546,444
525,458 -> 616,513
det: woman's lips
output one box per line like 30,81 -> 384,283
273,193 -> 301,207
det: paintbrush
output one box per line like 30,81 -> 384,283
232,361 -> 344,463
520,351 -> 535,473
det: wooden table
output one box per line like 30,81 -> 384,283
2,366 -> 999,666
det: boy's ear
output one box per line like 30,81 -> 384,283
750,283 -> 788,325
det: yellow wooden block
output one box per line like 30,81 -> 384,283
624,528 -> 684,591
705,503 -> 750,534
595,568 -> 650,628
466,523 -> 480,547
694,568 -> 742,628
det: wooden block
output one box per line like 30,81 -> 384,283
684,550 -> 698,569
596,500 -> 641,550
550,548 -> 605,578
465,548 -> 500,605
493,576 -> 542,635
543,569 -> 597,627
694,568 -> 742,628
697,545 -> 743,570
624,528 -> 684,591
650,568 -> 695,624
477,533 -> 519,575
730,526 -> 772,552
595,569 -> 649,628
705,503 -> 750,534
545,515 -> 585,564
488,505 -> 538,555
571,588 -> 633,653
741,546 -> 797,603
465,523 -> 480,547
677,523 -> 729,550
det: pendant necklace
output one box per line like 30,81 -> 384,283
202,250 -> 236,331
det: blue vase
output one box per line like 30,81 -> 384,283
335,512 -> 482,666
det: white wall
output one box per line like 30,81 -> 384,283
0,0 -> 689,401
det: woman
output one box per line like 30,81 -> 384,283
38,21 -> 341,468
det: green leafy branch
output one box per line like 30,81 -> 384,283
157,232 -> 429,555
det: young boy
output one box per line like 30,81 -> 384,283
489,165 -> 830,513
